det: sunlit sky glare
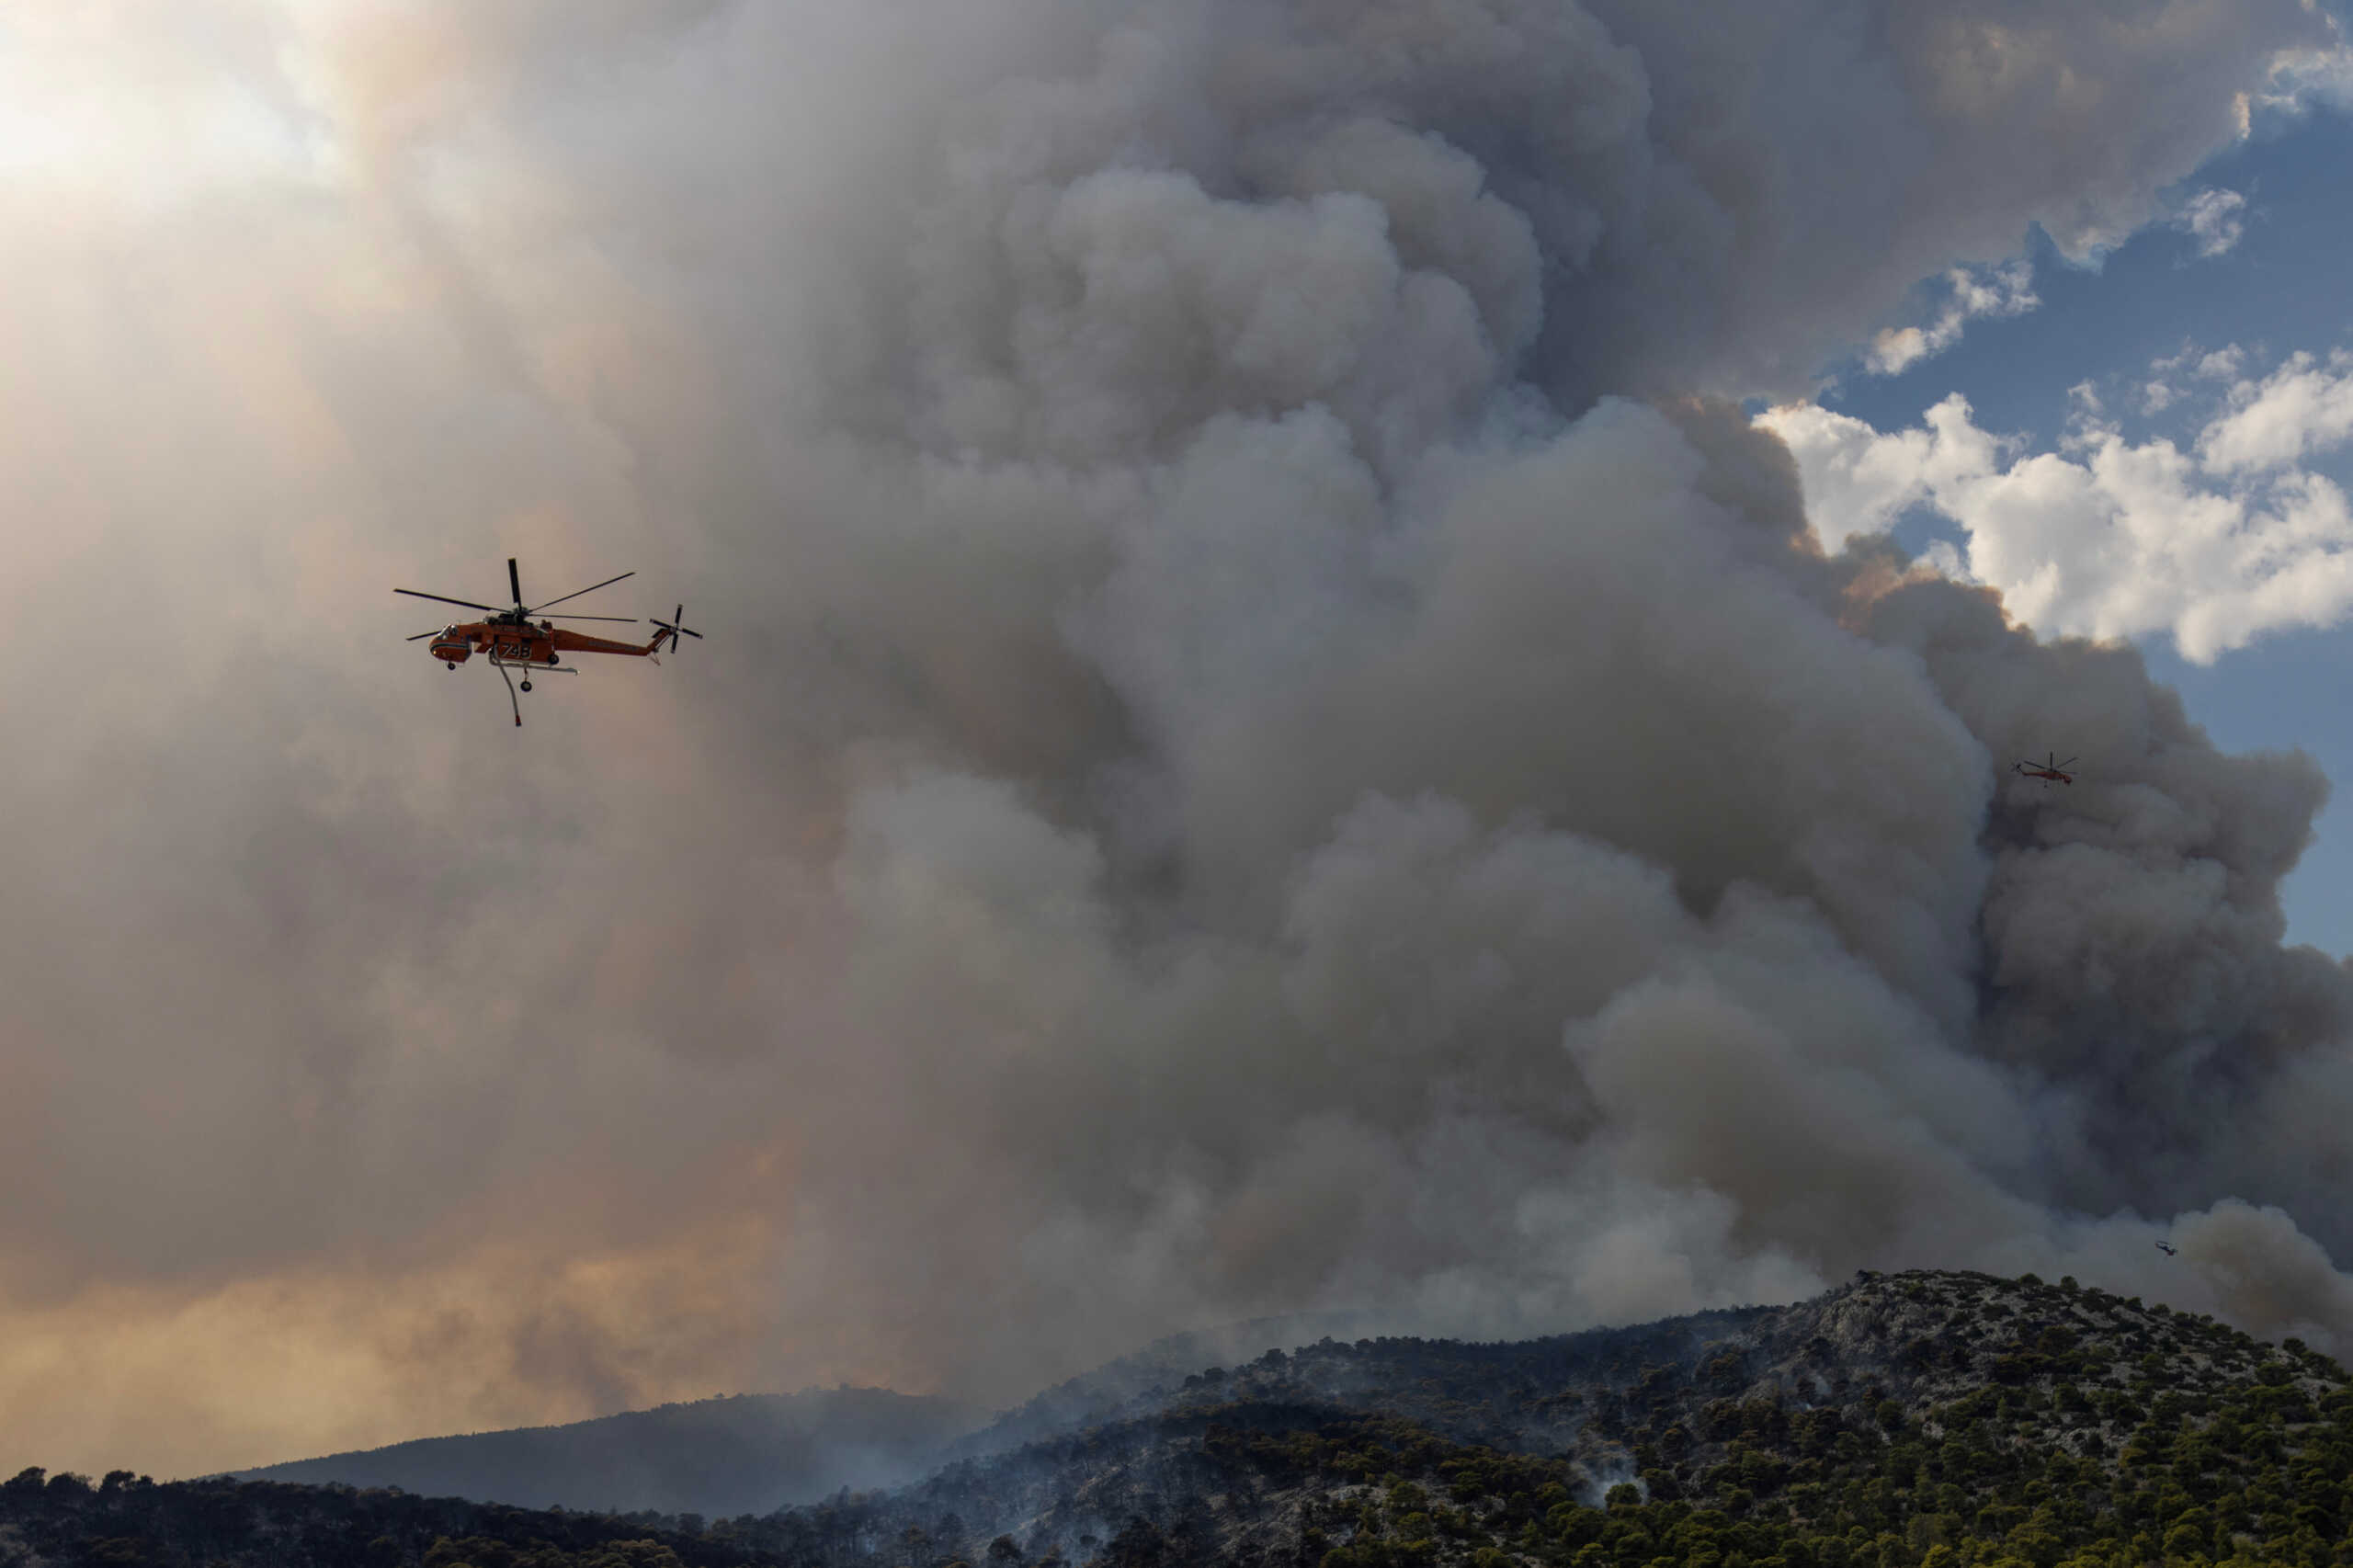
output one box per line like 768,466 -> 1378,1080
0,13 -> 335,199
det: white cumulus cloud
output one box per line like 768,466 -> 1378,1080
1764,361 -> 2353,660
2251,39 -> 2353,117
2174,187 -> 2249,257
1865,260 -> 2040,375
2200,349 -> 2353,473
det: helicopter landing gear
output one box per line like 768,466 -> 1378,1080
520,679 -> 533,692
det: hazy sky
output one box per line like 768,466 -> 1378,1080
5,1 -> 2353,1483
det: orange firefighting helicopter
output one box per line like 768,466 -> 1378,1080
397,558 -> 701,726
2013,752 -> 2077,785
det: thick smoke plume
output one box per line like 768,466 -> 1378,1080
3,0 -> 2350,1478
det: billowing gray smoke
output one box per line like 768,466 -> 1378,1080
2,0 -> 2349,1478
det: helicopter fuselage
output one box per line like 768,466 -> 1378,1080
427,616 -> 655,668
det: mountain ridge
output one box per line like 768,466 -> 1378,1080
9,1268 -> 2348,1567
762,1266 -> 2349,1564
233,1385 -> 979,1517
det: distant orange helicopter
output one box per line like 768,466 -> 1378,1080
2013,753 -> 2077,785
398,558 -> 700,726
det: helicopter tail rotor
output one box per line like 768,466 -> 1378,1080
651,604 -> 702,655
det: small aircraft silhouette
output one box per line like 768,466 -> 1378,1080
398,558 -> 700,726
2014,753 -> 2078,785
2154,1240 -> 2177,1256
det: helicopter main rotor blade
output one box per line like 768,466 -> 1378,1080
528,570 -> 635,615
397,587 -> 506,613
2056,758 -> 2078,770
542,613 -> 639,623
509,558 -> 524,609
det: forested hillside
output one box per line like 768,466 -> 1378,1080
6,1271 -> 2347,1568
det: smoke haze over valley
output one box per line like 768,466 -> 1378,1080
5,0 -> 2353,1482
